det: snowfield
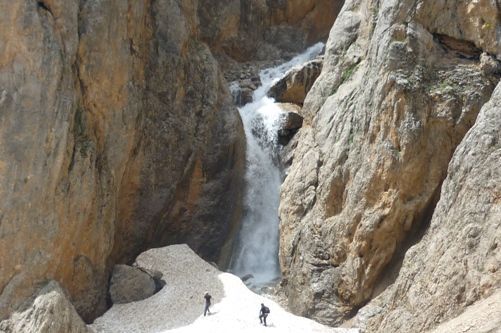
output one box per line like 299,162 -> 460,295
90,245 -> 359,333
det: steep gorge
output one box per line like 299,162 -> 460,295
1,0 -> 500,332
0,0 -> 342,325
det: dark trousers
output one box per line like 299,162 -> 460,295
259,313 -> 268,326
204,303 -> 211,316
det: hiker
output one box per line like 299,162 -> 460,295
259,303 -> 270,326
204,291 -> 212,316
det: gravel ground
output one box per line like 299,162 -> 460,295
90,244 -> 359,333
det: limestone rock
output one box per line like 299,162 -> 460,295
279,0 -> 501,327
0,281 -> 92,333
277,105 -> 304,145
0,0 -> 244,322
109,265 -> 156,304
280,109 -> 304,131
199,0 -> 344,62
0,0 -> 341,324
269,58 -> 323,105
428,291 -> 501,333
357,82 -> 501,333
230,77 -> 261,106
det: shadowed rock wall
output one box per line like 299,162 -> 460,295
0,0 -> 245,322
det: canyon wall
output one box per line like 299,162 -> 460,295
0,0 -> 246,322
279,0 -> 500,330
0,0 -> 341,324
198,0 -> 344,61
358,80 -> 501,332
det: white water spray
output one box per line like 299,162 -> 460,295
229,43 -> 324,288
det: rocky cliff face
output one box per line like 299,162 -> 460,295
0,0 -> 246,322
279,0 -> 500,330
198,0 -> 344,61
0,0 -> 343,324
357,81 -> 501,332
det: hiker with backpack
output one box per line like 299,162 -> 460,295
204,291 -> 212,316
259,303 -> 270,326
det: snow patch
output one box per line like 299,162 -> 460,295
90,245 -> 358,333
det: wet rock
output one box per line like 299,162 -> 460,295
269,58 -> 323,105
241,274 -> 254,282
109,265 -> 157,304
231,77 -> 261,106
277,104 -> 304,145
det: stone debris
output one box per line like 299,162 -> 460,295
0,281 -> 93,333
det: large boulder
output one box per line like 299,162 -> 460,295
269,58 -> 323,105
109,265 -> 157,304
0,281 -> 92,333
279,0 -> 500,328
277,103 -> 304,145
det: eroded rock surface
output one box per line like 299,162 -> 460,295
269,58 -> 323,105
0,0 -> 244,322
279,0 -> 500,328
357,82 -> 501,332
199,0 -> 344,62
0,281 -> 92,333
428,291 -> 501,333
0,0 -> 344,323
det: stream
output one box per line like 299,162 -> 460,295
228,43 -> 324,289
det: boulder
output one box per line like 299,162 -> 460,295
229,76 -> 262,106
0,281 -> 92,333
269,58 -> 323,105
277,104 -> 304,145
109,265 -> 157,304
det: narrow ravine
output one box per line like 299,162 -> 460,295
228,43 -> 324,289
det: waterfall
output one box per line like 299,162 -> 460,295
229,43 -> 324,288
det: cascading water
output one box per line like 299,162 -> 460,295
229,42 -> 324,288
